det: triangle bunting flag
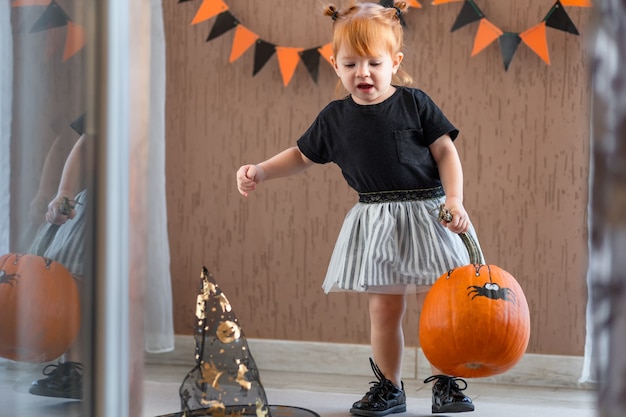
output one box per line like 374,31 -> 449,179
471,18 -> 502,56
560,0 -> 592,6
206,11 -> 237,41
276,47 -> 304,86
499,32 -> 522,70
63,20 -> 85,61
30,1 -> 69,33
520,22 -> 550,64
191,0 -> 229,25
253,40 -> 276,76
544,1 -> 579,35
229,25 -> 259,63
451,0 -> 484,32
300,47 -> 322,83
317,43 -> 333,66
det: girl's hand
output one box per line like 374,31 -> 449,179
236,164 -> 265,197
440,198 -> 470,234
45,195 -> 76,225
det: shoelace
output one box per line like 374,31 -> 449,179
423,374 -> 468,396
41,361 -> 84,378
364,358 -> 397,399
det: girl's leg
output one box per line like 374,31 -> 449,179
350,293 -> 408,416
369,293 -> 407,387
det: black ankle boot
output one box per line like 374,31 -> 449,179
29,361 -> 84,400
424,374 -> 474,413
350,358 -> 406,417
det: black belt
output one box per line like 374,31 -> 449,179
358,187 -> 444,203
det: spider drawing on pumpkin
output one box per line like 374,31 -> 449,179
467,281 -> 515,302
0,270 -> 19,287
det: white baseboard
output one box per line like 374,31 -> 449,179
146,335 -> 594,390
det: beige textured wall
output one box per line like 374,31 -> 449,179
163,0 -> 591,356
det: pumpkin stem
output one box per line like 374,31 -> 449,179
437,204 -> 484,265
459,232 -> 484,265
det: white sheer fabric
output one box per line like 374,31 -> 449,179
129,0 -> 175,354
0,1 -> 11,255
143,0 -> 175,353
579,149 -> 599,384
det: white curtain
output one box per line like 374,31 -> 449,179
129,0 -> 175,355
0,0 -> 12,255
143,0 -> 175,353
579,152 -> 600,384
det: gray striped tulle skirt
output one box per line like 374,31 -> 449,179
322,188 -> 481,294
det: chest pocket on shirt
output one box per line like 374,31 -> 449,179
394,129 -> 430,166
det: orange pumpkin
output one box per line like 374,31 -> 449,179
419,211 -> 531,378
0,253 -> 81,362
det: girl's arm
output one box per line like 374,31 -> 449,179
46,134 -> 88,225
236,146 -> 313,196
429,135 -> 470,234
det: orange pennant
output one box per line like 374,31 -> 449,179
63,21 -> 85,61
11,0 -> 51,6
520,21 -> 550,64
559,0 -> 593,6
432,0 -> 464,4
276,47 -> 304,86
229,25 -> 259,62
317,43 -> 333,66
191,0 -> 229,25
407,0 -> 423,8
471,18 -> 503,56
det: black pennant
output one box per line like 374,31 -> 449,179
451,0 -> 484,32
499,32 -> 522,71
544,0 -> 579,35
299,47 -> 322,84
30,0 -> 70,33
253,40 -> 276,76
70,113 -> 87,136
207,11 -> 238,41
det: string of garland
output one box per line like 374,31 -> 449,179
179,0 -> 422,86
433,0 -> 592,70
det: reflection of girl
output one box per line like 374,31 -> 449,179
38,135 -> 88,276
29,114 -> 87,400
236,2 -> 478,415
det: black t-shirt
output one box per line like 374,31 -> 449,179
297,86 -> 458,193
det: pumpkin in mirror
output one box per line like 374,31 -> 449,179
0,253 -> 81,362
419,213 -> 531,379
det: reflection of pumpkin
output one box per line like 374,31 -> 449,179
419,215 -> 531,378
0,253 -> 81,362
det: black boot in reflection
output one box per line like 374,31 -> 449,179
29,361 -> 83,400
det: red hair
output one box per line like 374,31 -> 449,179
324,1 -> 413,86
